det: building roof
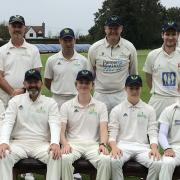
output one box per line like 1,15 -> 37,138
25,26 -> 44,34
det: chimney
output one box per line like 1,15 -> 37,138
42,22 -> 45,38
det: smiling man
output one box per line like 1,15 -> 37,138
143,21 -> 180,119
0,15 -> 42,108
0,69 -> 61,180
44,28 -> 87,110
88,15 -> 138,113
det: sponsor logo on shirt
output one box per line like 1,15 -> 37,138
88,107 -> 97,115
175,120 -> 180,125
103,59 -> 127,73
162,72 -> 176,87
137,112 -> 147,119
36,106 -> 46,113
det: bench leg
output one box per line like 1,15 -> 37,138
90,172 -> 96,180
13,169 -> 18,180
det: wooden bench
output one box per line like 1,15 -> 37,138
13,158 -> 180,180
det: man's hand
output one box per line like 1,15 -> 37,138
164,148 -> 175,157
111,146 -> 123,159
0,143 -> 10,159
11,88 -> 25,97
61,144 -> 72,154
149,148 -> 161,160
99,144 -> 109,155
48,143 -> 61,160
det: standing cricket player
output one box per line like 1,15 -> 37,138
143,21 -> 180,118
0,15 -> 42,108
44,28 -> 87,110
88,15 -> 138,113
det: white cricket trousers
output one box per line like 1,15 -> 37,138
52,94 -> 76,110
93,91 -> 127,114
61,141 -> 111,180
111,142 -> 161,180
0,140 -> 61,180
148,94 -> 179,119
159,148 -> 180,180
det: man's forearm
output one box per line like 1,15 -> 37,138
0,76 -> 14,96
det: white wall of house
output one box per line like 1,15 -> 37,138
25,27 -> 36,39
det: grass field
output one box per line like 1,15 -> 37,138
18,50 -> 151,180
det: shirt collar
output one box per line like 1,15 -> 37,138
59,50 -> 78,61
161,45 -> 176,58
25,92 -> 43,103
73,95 -> 95,108
125,98 -> 143,108
8,39 -> 28,49
104,37 -> 122,48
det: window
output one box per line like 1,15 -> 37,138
29,33 -> 33,37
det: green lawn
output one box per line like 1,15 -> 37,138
40,50 -> 151,103
18,50 -> 151,180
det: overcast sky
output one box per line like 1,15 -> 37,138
0,0 -> 179,36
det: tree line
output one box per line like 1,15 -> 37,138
1,0 -> 180,49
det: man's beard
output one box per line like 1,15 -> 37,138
27,87 -> 40,96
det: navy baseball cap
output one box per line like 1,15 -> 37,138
125,75 -> 142,87
25,69 -> 42,81
105,15 -> 123,26
59,28 -> 75,39
76,70 -> 94,81
162,22 -> 178,32
9,15 -> 25,25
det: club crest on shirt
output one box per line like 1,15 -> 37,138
18,105 -> 23,110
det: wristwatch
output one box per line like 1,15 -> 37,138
99,143 -> 107,147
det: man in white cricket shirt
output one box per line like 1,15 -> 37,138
143,21 -> 180,118
0,69 -> 61,180
158,100 -> 180,180
44,28 -> 87,110
109,75 -> 161,180
60,70 -> 111,180
0,15 -> 42,108
88,15 -> 138,113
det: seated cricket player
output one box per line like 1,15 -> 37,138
158,99 -> 180,180
0,69 -> 61,180
60,70 -> 111,180
109,75 -> 161,180
0,99 -> 5,134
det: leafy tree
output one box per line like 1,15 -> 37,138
0,21 -> 10,40
88,0 -> 169,48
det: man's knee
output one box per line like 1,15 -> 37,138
111,158 -> 123,169
61,154 -> 73,166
